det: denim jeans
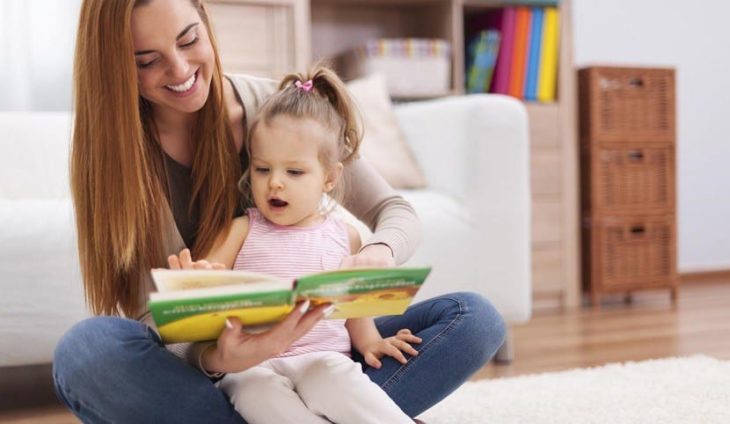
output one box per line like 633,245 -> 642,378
53,292 -> 505,423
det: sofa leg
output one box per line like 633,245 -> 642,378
493,328 -> 513,364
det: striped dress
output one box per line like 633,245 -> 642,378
233,208 -> 352,357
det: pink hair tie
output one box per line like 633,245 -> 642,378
295,80 -> 314,92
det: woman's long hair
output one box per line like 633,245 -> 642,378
72,0 -> 239,317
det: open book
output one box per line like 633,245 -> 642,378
148,267 -> 431,343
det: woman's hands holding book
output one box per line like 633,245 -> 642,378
201,300 -> 335,373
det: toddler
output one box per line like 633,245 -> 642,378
172,67 -> 419,424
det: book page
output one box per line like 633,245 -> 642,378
152,269 -> 284,292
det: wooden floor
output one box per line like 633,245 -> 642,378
2,280 -> 729,423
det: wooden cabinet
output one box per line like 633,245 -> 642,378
208,0 -> 581,311
579,67 -> 678,307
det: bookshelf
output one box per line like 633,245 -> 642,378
208,0 -> 580,311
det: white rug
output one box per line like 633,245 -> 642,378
419,355 -> 730,423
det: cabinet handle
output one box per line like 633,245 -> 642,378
628,77 -> 644,88
630,225 -> 646,235
627,150 -> 644,161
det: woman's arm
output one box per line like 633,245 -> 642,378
341,156 -> 421,266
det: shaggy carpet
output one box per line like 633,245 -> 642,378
418,355 -> 730,423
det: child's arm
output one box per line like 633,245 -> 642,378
168,216 -> 250,270
204,216 -> 250,269
344,223 -> 421,368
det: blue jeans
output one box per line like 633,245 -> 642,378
53,292 -> 505,423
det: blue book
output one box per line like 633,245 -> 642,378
524,8 -> 544,100
466,30 -> 501,94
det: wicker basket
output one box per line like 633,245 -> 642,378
582,144 -> 675,214
583,215 -> 676,291
579,67 -> 675,143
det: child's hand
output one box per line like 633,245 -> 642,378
361,329 -> 422,369
167,248 -> 226,270
340,243 -> 395,269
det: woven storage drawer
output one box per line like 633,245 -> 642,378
579,67 -> 675,143
583,144 -> 675,214
585,215 -> 676,289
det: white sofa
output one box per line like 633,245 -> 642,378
0,94 -> 530,368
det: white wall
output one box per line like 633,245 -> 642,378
573,0 -> 730,272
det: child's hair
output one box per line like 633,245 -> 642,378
240,65 -> 363,209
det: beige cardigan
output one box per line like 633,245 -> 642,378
136,74 -> 422,371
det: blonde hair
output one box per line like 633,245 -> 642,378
71,0 -> 239,317
240,65 -> 362,207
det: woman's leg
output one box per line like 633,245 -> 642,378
53,316 -> 245,424
358,292 -> 506,418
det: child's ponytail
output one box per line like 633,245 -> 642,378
275,66 -> 363,165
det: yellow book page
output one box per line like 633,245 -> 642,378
157,304 -> 293,343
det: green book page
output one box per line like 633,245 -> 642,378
294,267 -> 431,319
150,289 -> 294,343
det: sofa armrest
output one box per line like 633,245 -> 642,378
394,95 -> 531,322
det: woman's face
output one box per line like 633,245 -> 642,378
131,0 -> 214,114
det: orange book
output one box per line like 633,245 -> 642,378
508,7 -> 531,98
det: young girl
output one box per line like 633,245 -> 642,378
169,67 -> 419,423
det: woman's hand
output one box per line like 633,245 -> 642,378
339,243 -> 395,269
167,248 -> 226,270
202,301 -> 334,373
360,329 -> 422,369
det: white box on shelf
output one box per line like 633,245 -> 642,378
337,39 -> 451,98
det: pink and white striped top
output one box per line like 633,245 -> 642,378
234,208 -> 352,357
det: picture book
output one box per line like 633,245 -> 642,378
148,267 -> 432,343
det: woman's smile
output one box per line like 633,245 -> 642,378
164,69 -> 199,97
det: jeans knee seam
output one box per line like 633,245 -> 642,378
380,297 -> 465,391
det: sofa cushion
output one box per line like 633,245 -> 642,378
397,190 -> 480,302
347,74 -> 428,190
0,199 -> 88,366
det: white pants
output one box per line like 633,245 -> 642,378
218,351 -> 412,424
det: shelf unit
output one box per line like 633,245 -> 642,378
208,0 -> 580,311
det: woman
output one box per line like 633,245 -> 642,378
52,0 -> 506,422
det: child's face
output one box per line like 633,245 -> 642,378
249,116 -> 342,227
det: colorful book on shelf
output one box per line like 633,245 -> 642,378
148,267 -> 432,343
508,7 -> 531,99
491,7 -> 517,94
524,7 -> 544,100
503,0 -> 559,4
537,6 -> 560,102
466,30 -> 501,94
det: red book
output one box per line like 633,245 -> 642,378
491,8 -> 516,94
